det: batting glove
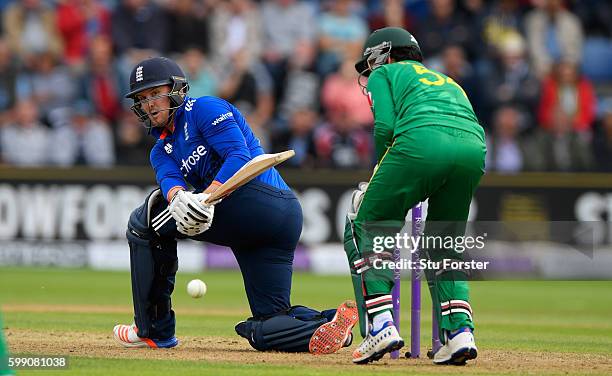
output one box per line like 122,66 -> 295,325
169,190 -> 215,236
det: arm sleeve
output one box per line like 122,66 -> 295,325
195,101 -> 251,184
150,142 -> 188,199
367,69 -> 397,161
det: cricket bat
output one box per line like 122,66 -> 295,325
152,150 -> 295,231
204,150 -> 295,203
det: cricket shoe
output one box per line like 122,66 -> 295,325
113,324 -> 178,348
433,327 -> 477,365
352,321 -> 404,364
309,300 -> 359,355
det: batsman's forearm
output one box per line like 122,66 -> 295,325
167,186 -> 185,202
204,181 -> 222,194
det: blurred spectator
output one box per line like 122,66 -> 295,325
210,0 -> 263,70
367,0 -> 414,33
0,99 -> 49,167
180,47 -> 217,98
2,0 -> 63,65
574,0 -> 612,82
111,0 -> 169,56
525,0 -> 583,77
277,41 -> 320,122
50,101 -> 115,167
459,0 -> 488,59
56,0 -> 111,69
0,38 -> 17,123
167,0 -> 210,54
314,106 -> 372,168
525,107 -> 593,171
592,99 -> 612,172
538,60 -> 596,133
316,0 -> 368,76
485,105 -> 527,173
115,110 -> 154,166
217,51 -> 274,148
439,44 -> 482,120
416,0 -> 476,62
0,0 -> 608,171
271,107 -> 318,168
460,0 -> 487,24
321,60 -> 373,128
573,0 -> 612,38
261,0 -> 316,100
482,32 -> 539,127
80,35 -> 123,123
16,50 -> 77,126
112,0 -> 170,104
480,0 -> 524,55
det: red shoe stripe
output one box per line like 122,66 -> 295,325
120,326 -> 128,342
117,326 -> 124,341
143,338 -> 158,348
123,326 -> 130,342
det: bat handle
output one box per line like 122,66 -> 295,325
203,195 -> 224,205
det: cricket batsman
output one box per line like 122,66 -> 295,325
112,56 -> 358,354
344,27 -> 485,364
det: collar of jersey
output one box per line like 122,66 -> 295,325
150,96 -> 190,140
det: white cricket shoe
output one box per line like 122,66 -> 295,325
113,323 -> 178,348
352,321 -> 404,364
433,327 -> 477,365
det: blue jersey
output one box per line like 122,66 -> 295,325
150,96 -> 289,199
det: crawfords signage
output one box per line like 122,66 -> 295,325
0,168 -> 611,244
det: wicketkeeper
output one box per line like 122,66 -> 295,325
112,56 -> 358,354
344,27 -> 485,364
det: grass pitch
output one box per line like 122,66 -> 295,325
1,267 -> 611,375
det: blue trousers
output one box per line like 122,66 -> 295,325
147,180 -> 303,338
194,180 -> 303,318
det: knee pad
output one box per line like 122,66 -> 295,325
235,307 -> 327,352
128,189 -> 178,338
127,189 -> 164,245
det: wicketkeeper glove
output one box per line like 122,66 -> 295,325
169,190 -> 215,236
347,182 -> 369,221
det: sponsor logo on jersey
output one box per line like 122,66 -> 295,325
164,143 -> 173,154
212,112 -> 233,126
184,122 -> 189,140
185,99 -> 196,112
180,145 -> 207,175
136,66 -> 143,82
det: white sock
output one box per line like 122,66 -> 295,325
372,310 -> 393,332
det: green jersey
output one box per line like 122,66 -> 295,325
367,60 -> 484,161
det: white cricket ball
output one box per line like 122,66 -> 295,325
187,279 -> 207,298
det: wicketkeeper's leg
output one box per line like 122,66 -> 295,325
344,143 -> 428,337
421,128 -> 485,343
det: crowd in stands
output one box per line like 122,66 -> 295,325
0,0 -> 610,172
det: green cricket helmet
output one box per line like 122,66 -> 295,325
355,27 -> 421,77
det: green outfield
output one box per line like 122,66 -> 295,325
1,267 -> 612,375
